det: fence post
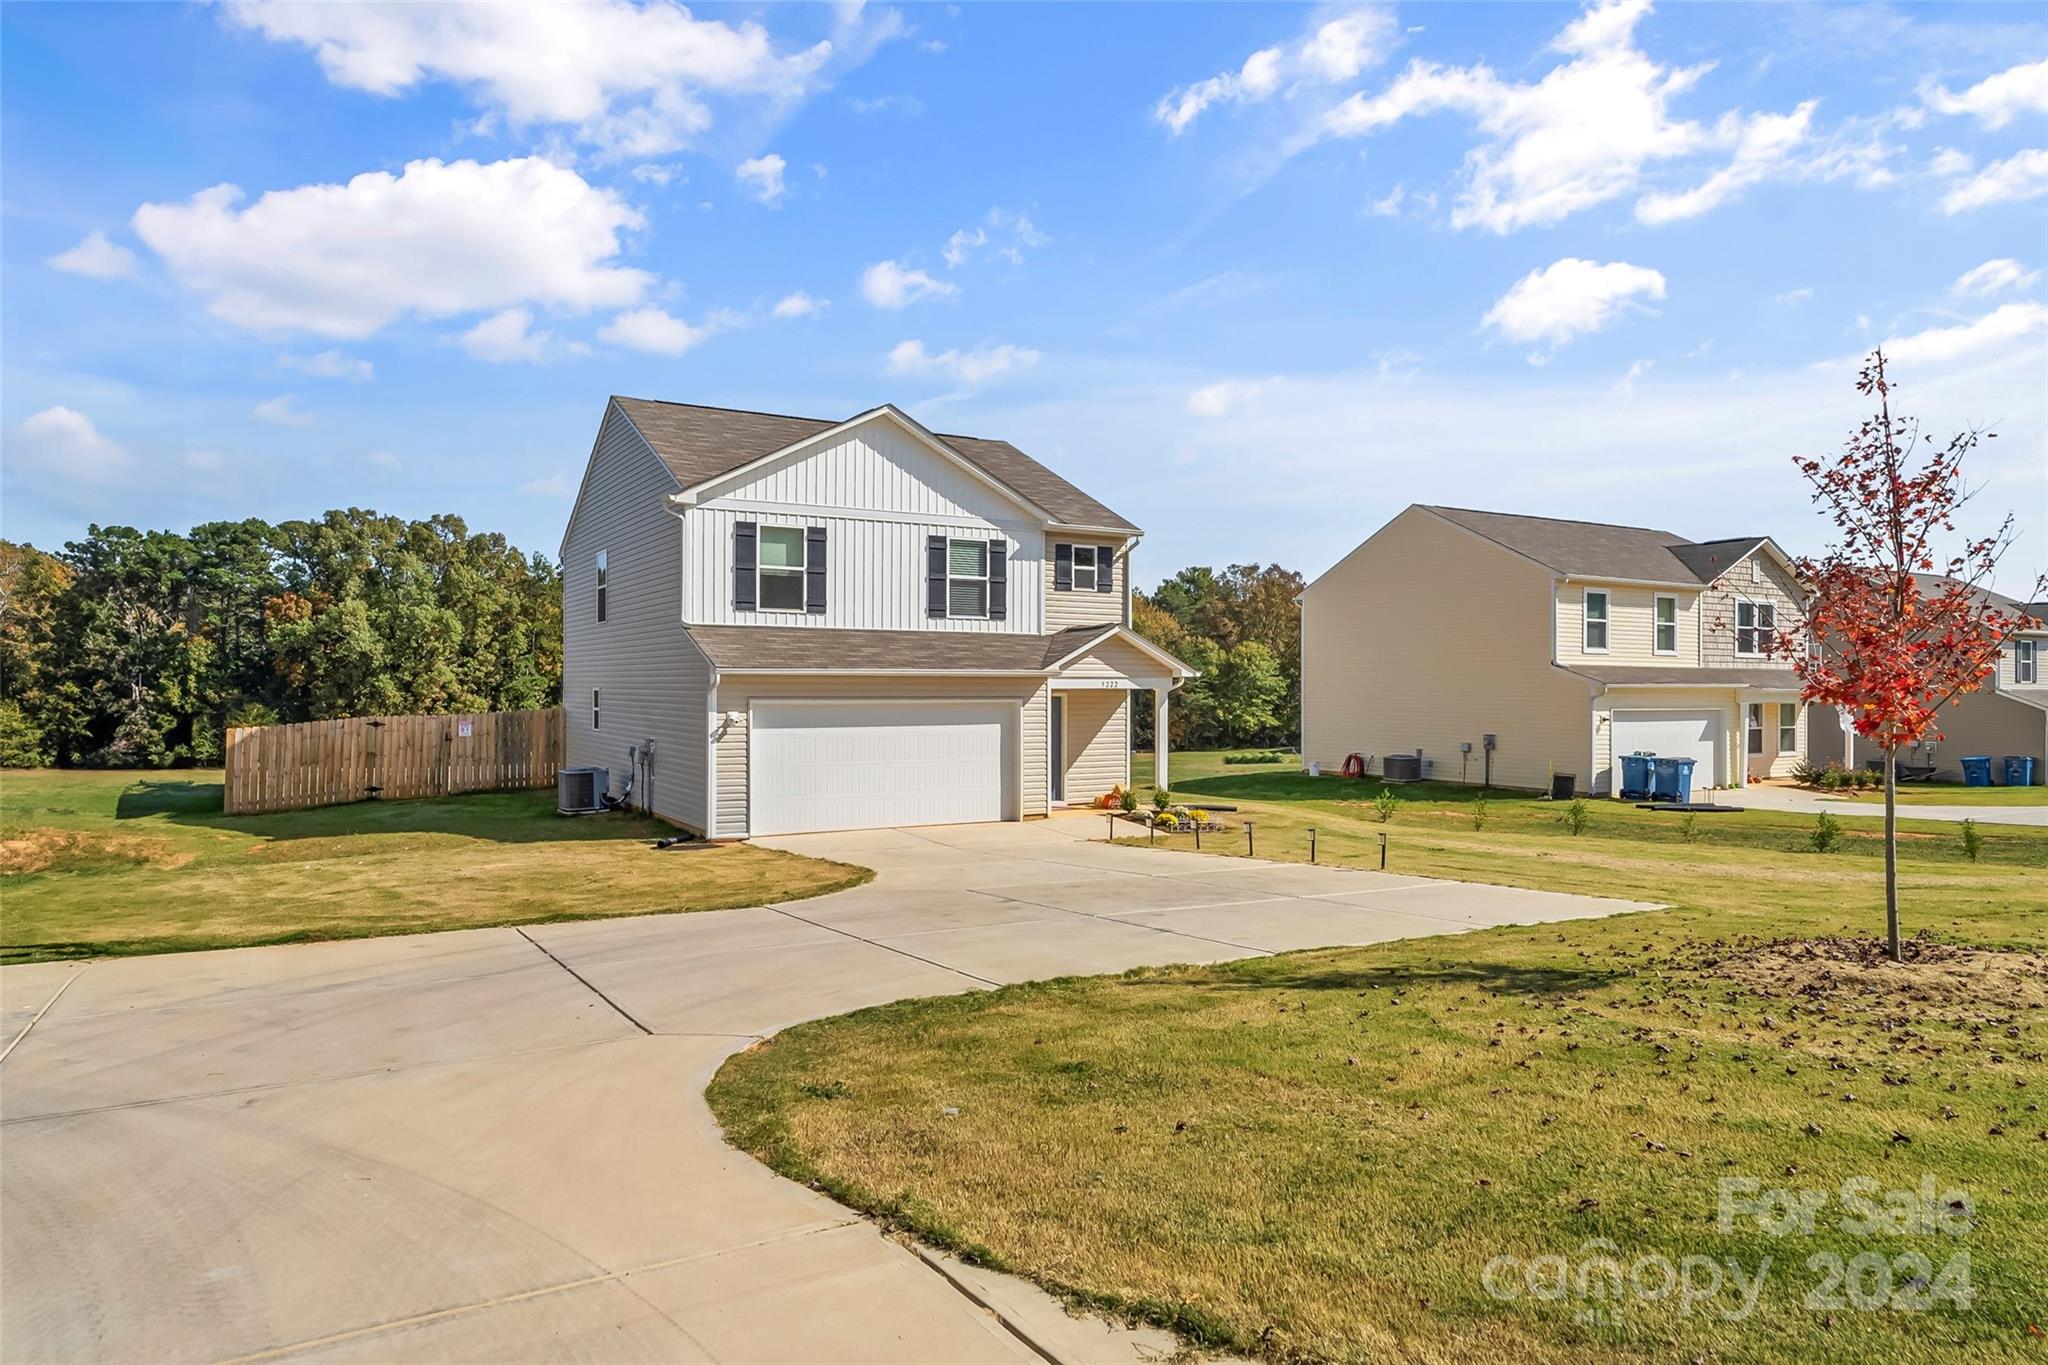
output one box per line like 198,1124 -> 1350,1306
1246,819 -> 1254,858
1379,831 -> 1387,870
1194,822 -> 1201,851
1309,826 -> 1316,863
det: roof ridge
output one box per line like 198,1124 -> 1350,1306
611,395 -> 841,427
1425,504 -> 1690,543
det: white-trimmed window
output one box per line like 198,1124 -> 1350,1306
1778,702 -> 1798,753
595,551 -> 608,622
1072,544 -> 1100,591
1582,590 -> 1610,652
1736,599 -> 1776,656
2017,640 -> 2038,684
757,526 -> 805,612
947,537 -> 990,618
1747,703 -> 1764,755
592,689 -> 601,732
1653,594 -> 1678,655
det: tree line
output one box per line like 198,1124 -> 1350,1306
1133,563 -> 1303,751
0,511 -> 562,768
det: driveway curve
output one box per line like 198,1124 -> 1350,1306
1,817 -> 1654,1364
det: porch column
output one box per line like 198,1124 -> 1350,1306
1154,686 -> 1170,794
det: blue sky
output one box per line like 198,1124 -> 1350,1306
5,1 -> 2045,591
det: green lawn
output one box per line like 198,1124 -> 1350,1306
712,750 -> 2048,1364
1,769 -> 869,963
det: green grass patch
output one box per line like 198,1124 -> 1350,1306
713,750 -> 2048,1364
1828,784 -> 2048,807
1,768 -> 869,963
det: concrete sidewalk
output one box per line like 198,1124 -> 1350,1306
1,818 -> 1656,1364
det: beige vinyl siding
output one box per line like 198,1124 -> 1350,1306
1761,699 -> 1809,780
561,403 -> 708,832
1812,691 -> 2047,782
1702,554 -> 1805,673
1558,585 -> 1701,664
1059,689 -> 1129,804
710,675 -> 1050,837
1057,635 -> 1168,680
2000,634 -> 2047,693
1301,506 -> 1593,792
1045,538 -> 1125,631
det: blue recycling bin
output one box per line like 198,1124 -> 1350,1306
1960,756 -> 1993,787
1619,753 -> 1655,799
1651,756 -> 1696,804
2005,755 -> 2037,787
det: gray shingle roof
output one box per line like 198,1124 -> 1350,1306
1425,506 -> 1773,584
613,397 -> 1138,532
1567,664 -> 1803,688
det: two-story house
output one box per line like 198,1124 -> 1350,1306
1300,505 -> 1809,796
560,398 -> 1195,837
1807,575 -> 2046,782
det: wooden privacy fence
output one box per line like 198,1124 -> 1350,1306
224,707 -> 565,815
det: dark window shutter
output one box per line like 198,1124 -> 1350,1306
805,526 -> 827,614
733,521 -> 757,611
1053,542 -> 1073,591
926,534 -> 947,617
988,540 -> 1008,620
1097,545 -> 1116,593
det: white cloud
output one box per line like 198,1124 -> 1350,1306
1187,380 -> 1270,418
599,305 -> 717,356
1482,257 -> 1667,354
1928,147 -> 1974,178
277,349 -> 373,381
251,395 -> 313,426
1953,259 -> 2040,298
943,226 -> 986,268
860,259 -> 957,309
1921,58 -> 2048,129
1634,102 -> 1817,224
1939,148 -> 2048,214
11,406 -> 132,485
631,162 -> 684,185
848,93 -> 923,115
132,156 -> 649,339
1365,184 -> 1406,217
1882,301 -> 2048,367
1156,5 -> 1397,135
885,339 -> 1039,386
367,449 -> 401,469
772,291 -> 825,318
1771,287 -> 1815,305
1614,358 -> 1656,396
460,307 -> 553,363
519,473 -> 573,497
220,0 -> 839,158
941,209 -> 1047,269
185,449 -> 229,473
47,230 -> 138,280
736,153 -> 787,204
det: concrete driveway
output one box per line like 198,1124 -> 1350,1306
1,818 -> 1655,1365
1723,782 -> 2048,826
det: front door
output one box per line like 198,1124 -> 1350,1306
1050,694 -> 1066,803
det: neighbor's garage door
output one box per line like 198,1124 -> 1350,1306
749,701 -> 1014,835
1612,709 -> 1723,790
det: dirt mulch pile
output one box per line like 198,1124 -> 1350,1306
1706,933 -> 2047,1014
0,829 -> 193,876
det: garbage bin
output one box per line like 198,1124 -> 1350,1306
2004,755 -> 2037,788
1550,773 -> 1576,801
1651,756 -> 1696,804
1619,753 -> 1655,799
1960,756 -> 1993,787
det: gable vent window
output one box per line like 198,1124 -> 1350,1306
1072,545 -> 1099,591
1736,600 -> 1776,656
757,527 -> 806,612
1582,590 -> 1609,652
947,538 -> 989,618
595,551 -> 608,623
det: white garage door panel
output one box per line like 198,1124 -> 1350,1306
750,702 -> 1014,835
1612,709 -> 1722,788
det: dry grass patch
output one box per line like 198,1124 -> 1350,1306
1706,935 -> 2047,1015
0,828 -> 192,876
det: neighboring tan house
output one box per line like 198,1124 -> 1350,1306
560,398 -> 1195,837
1807,575 -> 2046,783
1300,505 -> 1811,796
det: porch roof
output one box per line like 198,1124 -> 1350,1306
1569,664 -> 1806,689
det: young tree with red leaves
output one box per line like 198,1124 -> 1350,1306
1785,349 -> 2044,962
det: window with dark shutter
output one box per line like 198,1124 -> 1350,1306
805,526 -> 827,614
733,522 -> 757,611
988,540 -> 1008,619
1053,542 -> 1073,591
1095,545 -> 1116,593
926,535 -> 947,616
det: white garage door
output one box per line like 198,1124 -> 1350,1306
749,701 -> 1014,835
1612,709 -> 1722,790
